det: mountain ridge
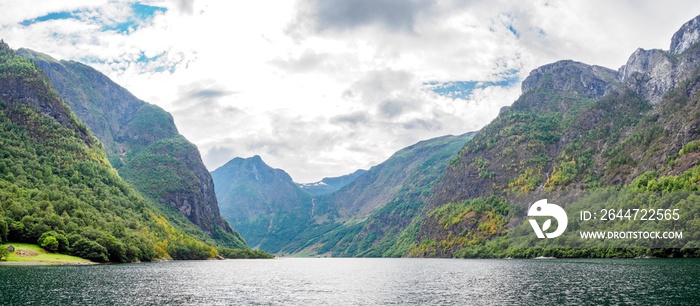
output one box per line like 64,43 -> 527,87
410,14 -> 700,257
17,48 -> 244,248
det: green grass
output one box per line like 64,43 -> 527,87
1,243 -> 92,263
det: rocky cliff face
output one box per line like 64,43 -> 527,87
521,15 -> 700,107
618,15 -> 700,105
17,50 -> 162,160
671,15 -> 700,55
17,49 -> 242,246
618,49 -> 674,105
618,46 -> 700,105
521,60 -> 619,100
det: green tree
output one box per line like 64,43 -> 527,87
71,238 -> 109,262
40,236 -> 59,252
0,247 -> 8,261
55,233 -> 69,252
38,231 -> 69,253
0,218 -> 8,243
8,221 -> 24,241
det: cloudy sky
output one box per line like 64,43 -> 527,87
2,1 -> 700,182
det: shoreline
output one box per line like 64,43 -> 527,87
0,261 -> 99,266
1,257 -> 689,266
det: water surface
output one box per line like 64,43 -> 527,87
1,258 -> 698,305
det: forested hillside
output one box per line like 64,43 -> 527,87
0,41 -> 248,262
408,17 -> 700,258
18,49 -> 244,248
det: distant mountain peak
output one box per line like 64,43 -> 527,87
671,14 -> 700,55
224,155 -> 272,173
217,155 -> 294,184
520,60 -> 619,100
212,155 -> 312,252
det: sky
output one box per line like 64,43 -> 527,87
2,1 -> 700,183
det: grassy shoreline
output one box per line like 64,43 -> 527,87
0,261 -> 98,266
1,243 -> 94,265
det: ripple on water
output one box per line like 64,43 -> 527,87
0,258 -> 698,305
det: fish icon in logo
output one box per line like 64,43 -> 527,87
528,199 -> 567,239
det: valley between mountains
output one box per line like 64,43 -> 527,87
3,15 -> 700,262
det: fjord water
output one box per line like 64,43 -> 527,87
1,258 -> 698,305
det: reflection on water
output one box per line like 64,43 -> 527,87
0,258 -> 698,305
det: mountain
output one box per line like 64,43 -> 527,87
17,49 -> 244,248
212,156 -> 313,252
312,133 -> 475,221
212,132 -> 474,255
298,169 -> 367,196
293,132 -> 476,256
407,15 -> 700,258
0,41 -> 237,262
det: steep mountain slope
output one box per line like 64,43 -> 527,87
312,133 -> 476,221
212,156 -> 313,252
259,132 -> 473,255
298,170 -> 367,196
407,15 -> 700,258
17,49 -> 243,248
0,41 -> 236,262
297,133 -> 476,256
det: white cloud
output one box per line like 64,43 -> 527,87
0,0 -> 106,24
2,0 -> 700,182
